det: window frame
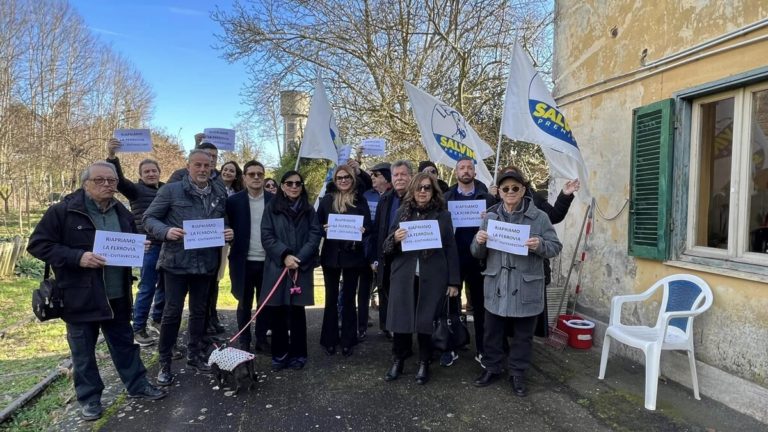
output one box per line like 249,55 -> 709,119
671,66 -> 768,276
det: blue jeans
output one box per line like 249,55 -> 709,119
132,244 -> 163,332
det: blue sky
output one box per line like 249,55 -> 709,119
69,1 -> 267,156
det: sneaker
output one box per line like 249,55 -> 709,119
147,320 -> 161,336
475,352 -> 486,369
171,344 -> 184,360
439,351 -> 458,367
266,329 -> 272,337
134,329 -> 156,347
272,353 -> 288,371
288,357 -> 307,370
81,401 -> 103,421
128,383 -> 168,400
186,354 -> 212,374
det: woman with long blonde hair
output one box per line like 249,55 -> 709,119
317,164 -> 372,357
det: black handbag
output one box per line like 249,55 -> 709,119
32,264 -> 63,322
431,296 -> 470,351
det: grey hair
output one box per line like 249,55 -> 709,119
188,148 -> 212,161
391,160 -> 413,175
80,161 -> 118,186
138,158 -> 160,176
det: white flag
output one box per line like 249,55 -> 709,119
298,75 -> 341,163
501,42 -> 590,199
404,81 -> 495,186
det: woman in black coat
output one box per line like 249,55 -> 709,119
382,172 -> 460,385
317,165 -> 372,357
260,170 -> 323,371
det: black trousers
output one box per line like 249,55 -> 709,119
321,266 -> 361,349
357,266 -> 373,332
483,311 -> 537,376
205,278 -> 220,329
378,264 -> 391,331
159,272 -> 212,364
236,260 -> 269,349
270,305 -> 307,360
463,267 -> 486,355
66,296 -> 148,405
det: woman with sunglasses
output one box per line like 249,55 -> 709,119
470,170 -> 562,397
317,165 -> 372,357
220,161 -> 244,196
260,170 -> 323,370
382,172 -> 460,385
264,178 -> 278,194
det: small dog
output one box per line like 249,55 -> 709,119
207,346 -> 258,394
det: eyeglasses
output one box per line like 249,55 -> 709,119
283,180 -> 303,188
417,184 -> 432,192
246,172 -> 265,178
500,185 -> 523,194
265,183 -> 277,188
335,174 -> 352,182
90,177 -> 118,186
423,168 -> 437,175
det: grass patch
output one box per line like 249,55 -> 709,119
0,373 -> 72,431
0,278 -> 37,330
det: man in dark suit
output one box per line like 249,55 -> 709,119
226,160 -> 274,352
368,160 -> 413,336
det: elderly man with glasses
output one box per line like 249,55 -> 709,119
28,161 -> 167,421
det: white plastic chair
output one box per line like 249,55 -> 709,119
598,274 -> 714,410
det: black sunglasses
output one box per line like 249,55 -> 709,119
283,180 -> 303,188
417,184 -> 433,192
335,174 -> 353,182
500,185 -> 523,194
246,172 -> 265,178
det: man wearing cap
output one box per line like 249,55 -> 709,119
441,156 -> 495,367
418,161 -> 450,193
358,162 -> 392,339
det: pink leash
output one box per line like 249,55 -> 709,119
218,267 -> 299,348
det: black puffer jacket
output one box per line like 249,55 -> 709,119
27,189 -> 135,323
107,156 -> 164,243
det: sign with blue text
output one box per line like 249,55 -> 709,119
486,219 -> 530,256
183,218 -> 225,250
113,129 -> 152,153
400,220 -> 442,251
93,230 -> 146,267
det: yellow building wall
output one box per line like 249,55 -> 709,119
553,1 -> 768,386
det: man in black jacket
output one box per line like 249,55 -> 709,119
368,160 -> 412,335
442,156 -> 495,367
226,160 -> 274,353
28,161 -> 166,421
106,138 -> 166,347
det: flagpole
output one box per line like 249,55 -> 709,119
492,133 -> 503,183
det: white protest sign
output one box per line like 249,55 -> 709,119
113,129 -> 152,153
183,218 -> 225,250
360,138 -> 386,156
93,230 -> 146,267
203,128 -> 236,151
326,214 -> 364,241
337,144 -> 353,165
486,219 -> 530,256
447,200 -> 485,228
367,200 -> 379,222
400,220 -> 442,251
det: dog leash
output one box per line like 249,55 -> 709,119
221,267 -> 298,347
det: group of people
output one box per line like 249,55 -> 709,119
27,133 -> 580,421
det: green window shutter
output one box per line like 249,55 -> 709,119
628,98 -> 674,260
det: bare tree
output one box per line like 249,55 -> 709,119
213,0 -> 553,173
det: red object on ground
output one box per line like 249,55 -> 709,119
556,314 -> 595,349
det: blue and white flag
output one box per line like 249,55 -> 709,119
501,42 -> 590,199
298,75 -> 342,164
404,81 -> 495,186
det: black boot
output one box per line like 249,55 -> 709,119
157,362 -> 175,386
414,361 -> 430,385
384,359 -> 404,381
510,375 -> 528,397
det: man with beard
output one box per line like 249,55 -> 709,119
368,160 -> 412,336
441,156 -> 495,367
